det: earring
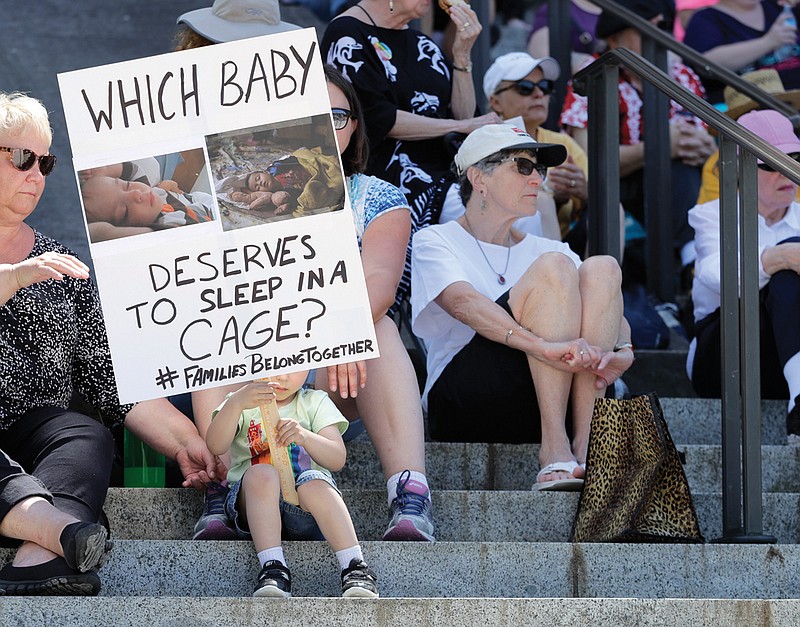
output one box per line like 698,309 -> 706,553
480,191 -> 486,213
389,0 -> 394,12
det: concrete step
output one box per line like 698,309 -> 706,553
621,348 -> 696,398
102,488 -> 800,543
2,596 -> 798,627
337,441 -> 800,493
3,540 -> 799,599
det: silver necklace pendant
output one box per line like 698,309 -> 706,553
498,275 -> 506,285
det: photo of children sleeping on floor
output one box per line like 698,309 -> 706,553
209,113 -> 345,232
79,147 -> 215,243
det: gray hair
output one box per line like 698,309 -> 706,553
0,92 -> 53,146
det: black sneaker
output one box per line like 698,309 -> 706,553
60,522 -> 113,572
0,558 -> 101,596
341,558 -> 379,598
253,560 -> 291,598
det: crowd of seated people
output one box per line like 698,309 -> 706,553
6,0 -> 800,601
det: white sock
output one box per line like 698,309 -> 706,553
386,471 -> 430,508
257,547 -> 286,568
335,545 -> 364,570
784,352 -> 800,412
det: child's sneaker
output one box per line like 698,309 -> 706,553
193,481 -> 238,540
253,560 -> 291,598
382,470 -> 435,542
340,559 -> 379,598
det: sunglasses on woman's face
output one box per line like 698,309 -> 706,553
331,108 -> 354,131
0,146 -> 57,176
489,156 -> 548,179
494,78 -> 555,97
757,153 -> 800,173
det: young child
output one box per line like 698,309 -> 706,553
204,371 -> 379,598
81,175 -> 215,242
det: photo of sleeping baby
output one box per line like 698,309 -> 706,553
79,147 -> 215,243
208,113 -> 345,232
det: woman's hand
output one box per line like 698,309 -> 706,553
8,253 -> 90,291
543,157 -> 587,205
534,337 -> 603,372
459,111 -> 504,133
449,4 -> 482,57
326,360 -> 368,399
276,417 -> 308,448
765,7 -> 798,49
593,348 -> 635,389
176,436 -> 228,490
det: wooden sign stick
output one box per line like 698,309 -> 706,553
259,379 -> 300,505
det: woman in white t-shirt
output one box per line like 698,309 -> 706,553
411,124 -> 633,491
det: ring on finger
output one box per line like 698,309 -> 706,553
570,179 -> 576,188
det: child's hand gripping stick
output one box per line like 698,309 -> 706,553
258,379 -> 300,506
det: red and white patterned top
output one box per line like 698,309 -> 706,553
560,55 -> 708,145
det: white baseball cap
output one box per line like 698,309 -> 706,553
177,0 -> 299,44
483,52 -> 560,99
454,124 -> 567,175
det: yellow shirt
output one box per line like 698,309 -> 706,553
535,126 -> 589,238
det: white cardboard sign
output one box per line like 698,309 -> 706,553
58,29 -> 377,403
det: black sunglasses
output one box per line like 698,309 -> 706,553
331,108 -> 354,131
494,79 -> 555,97
0,146 -> 57,176
488,156 -> 548,179
757,153 -> 800,173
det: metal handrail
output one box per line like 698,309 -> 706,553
576,46 -> 800,542
548,0 -> 800,304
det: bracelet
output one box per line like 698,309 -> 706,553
452,62 -> 473,73
613,342 -> 634,352
505,325 -> 530,345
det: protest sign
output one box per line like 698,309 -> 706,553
58,29 -> 378,403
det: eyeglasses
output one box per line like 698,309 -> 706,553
757,153 -> 800,173
494,79 -> 555,97
487,156 -> 547,179
331,108 -> 354,131
0,147 -> 57,176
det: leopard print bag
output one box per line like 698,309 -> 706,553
571,393 -> 704,543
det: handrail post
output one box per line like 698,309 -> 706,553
641,36 -> 674,303
717,136 -> 744,538
738,149 -> 773,542
546,0 -> 571,131
586,63 -> 622,261
709,140 -> 774,543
